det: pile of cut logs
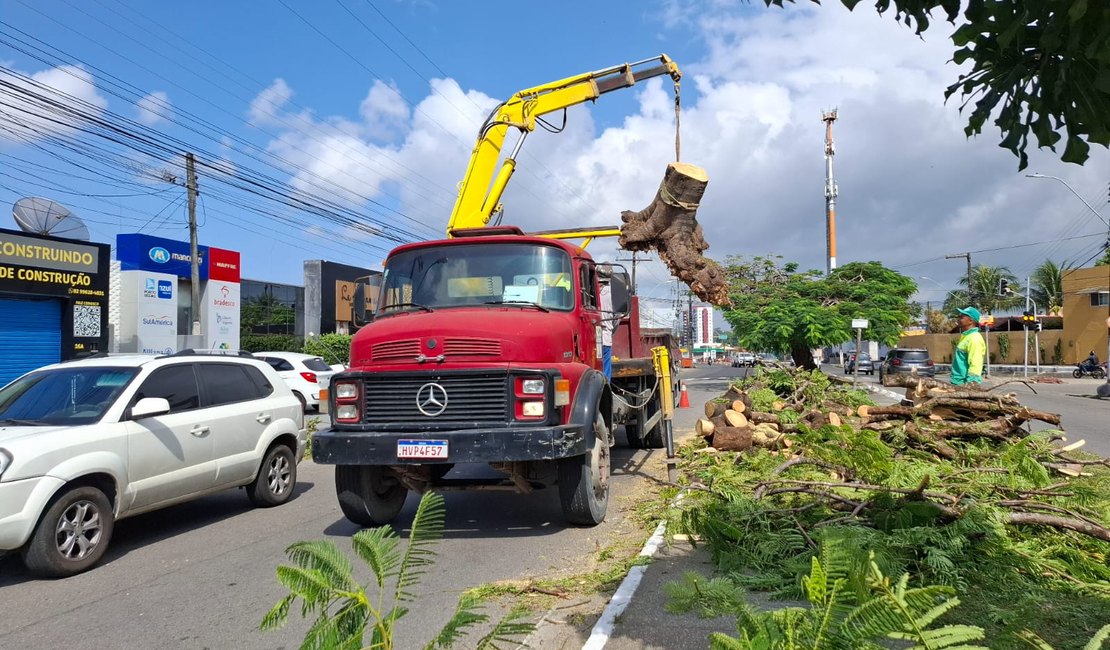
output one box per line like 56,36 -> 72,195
697,374 -> 1063,459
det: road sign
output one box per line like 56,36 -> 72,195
851,318 -> 869,329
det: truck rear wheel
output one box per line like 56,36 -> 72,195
335,465 -> 408,527
626,389 -> 664,449
558,410 -> 610,525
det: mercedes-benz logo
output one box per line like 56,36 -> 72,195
416,382 -> 448,417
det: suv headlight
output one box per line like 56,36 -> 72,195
0,449 -> 11,479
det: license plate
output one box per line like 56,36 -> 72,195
397,439 -> 448,459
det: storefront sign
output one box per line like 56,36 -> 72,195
204,281 -> 240,351
133,270 -> 178,355
117,233 -> 209,280
0,231 -> 99,273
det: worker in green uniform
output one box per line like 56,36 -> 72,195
951,306 -> 986,386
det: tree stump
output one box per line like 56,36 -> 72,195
619,163 -> 730,306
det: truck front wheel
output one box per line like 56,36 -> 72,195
335,465 -> 408,527
558,410 -> 610,525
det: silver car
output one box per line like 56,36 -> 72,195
0,352 -> 306,577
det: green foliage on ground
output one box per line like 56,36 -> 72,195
261,492 -> 534,649
667,533 -> 990,649
672,369 -> 1110,647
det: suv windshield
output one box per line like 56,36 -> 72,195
896,350 -> 930,361
0,366 -> 139,425
302,357 -> 332,372
378,243 -> 574,314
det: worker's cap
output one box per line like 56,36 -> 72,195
957,306 -> 981,323
597,263 -> 613,279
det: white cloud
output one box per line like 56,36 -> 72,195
248,78 -> 296,126
0,64 -> 108,146
135,91 -> 170,125
252,2 -> 1109,302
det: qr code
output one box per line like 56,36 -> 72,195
74,304 -> 101,338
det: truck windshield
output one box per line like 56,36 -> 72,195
378,243 -> 574,313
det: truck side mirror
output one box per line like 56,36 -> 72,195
609,271 -> 631,318
352,274 -> 383,328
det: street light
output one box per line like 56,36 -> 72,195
1026,173 -> 1110,395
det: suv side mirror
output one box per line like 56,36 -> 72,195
131,397 -> 170,419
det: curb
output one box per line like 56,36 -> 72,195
580,519 -> 669,649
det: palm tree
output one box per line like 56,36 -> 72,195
1030,259 -> 1067,315
942,265 -> 1024,315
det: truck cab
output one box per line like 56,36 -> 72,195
312,228 -> 646,526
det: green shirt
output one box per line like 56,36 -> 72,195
951,327 -> 986,385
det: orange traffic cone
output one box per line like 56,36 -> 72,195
678,381 -> 691,409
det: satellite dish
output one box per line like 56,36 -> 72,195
12,197 -> 90,241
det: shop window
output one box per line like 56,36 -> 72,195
1090,292 -> 1109,307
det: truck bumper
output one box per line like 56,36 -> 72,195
311,424 -> 587,465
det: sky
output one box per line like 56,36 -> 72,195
0,0 -> 1107,328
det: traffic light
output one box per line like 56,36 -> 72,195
1022,310 -> 1035,328
999,278 -> 1010,295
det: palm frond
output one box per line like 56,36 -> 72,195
351,526 -> 403,590
472,605 -> 535,650
284,539 -> 356,592
421,592 -> 489,650
1085,623 -> 1110,650
396,492 -> 447,602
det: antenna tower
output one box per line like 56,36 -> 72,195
822,109 -> 839,275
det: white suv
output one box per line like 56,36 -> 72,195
0,352 -> 306,577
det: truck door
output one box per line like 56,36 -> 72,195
578,263 -> 602,372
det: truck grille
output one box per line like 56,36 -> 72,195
372,339 -> 420,361
444,337 -> 501,356
362,372 -> 508,426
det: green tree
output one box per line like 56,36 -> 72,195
924,305 -> 955,333
1030,259 -> 1068,314
761,0 -> 1110,169
942,264 -> 1024,315
722,257 -> 917,370
241,293 -> 296,334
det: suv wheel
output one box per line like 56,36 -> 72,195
23,486 -> 115,578
247,444 -> 297,507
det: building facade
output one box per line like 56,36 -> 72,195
0,227 -> 110,384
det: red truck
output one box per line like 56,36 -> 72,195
312,56 -> 683,526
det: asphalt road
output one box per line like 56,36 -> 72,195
0,364 -> 747,650
2,363 -> 1104,649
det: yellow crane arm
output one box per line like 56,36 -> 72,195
446,54 -> 681,236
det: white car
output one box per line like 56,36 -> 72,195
253,352 -> 339,411
0,352 -> 306,577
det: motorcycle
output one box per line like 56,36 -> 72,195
1072,361 -> 1107,379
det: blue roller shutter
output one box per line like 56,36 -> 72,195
0,297 -> 62,386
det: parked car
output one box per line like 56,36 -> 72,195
845,352 -> 874,375
732,352 -> 756,367
253,351 -> 339,411
0,351 -> 306,577
878,348 -> 936,383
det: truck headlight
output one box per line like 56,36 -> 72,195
521,378 -> 545,395
521,402 -> 545,417
335,382 -> 359,399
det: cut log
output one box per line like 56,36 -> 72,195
828,412 -> 842,427
725,409 -> 748,428
704,401 -> 728,418
618,163 -> 729,306
730,400 -> 747,414
748,411 -> 779,424
695,417 -> 716,438
772,400 -> 786,412
712,426 -> 753,451
724,387 -> 753,411
752,423 -> 784,447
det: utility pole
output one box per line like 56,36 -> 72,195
186,153 -> 201,338
687,291 -> 694,362
946,252 -> 974,305
616,252 -> 639,294
1023,276 -> 1030,377
822,109 -> 839,275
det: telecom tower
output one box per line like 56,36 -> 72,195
822,109 -> 839,275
